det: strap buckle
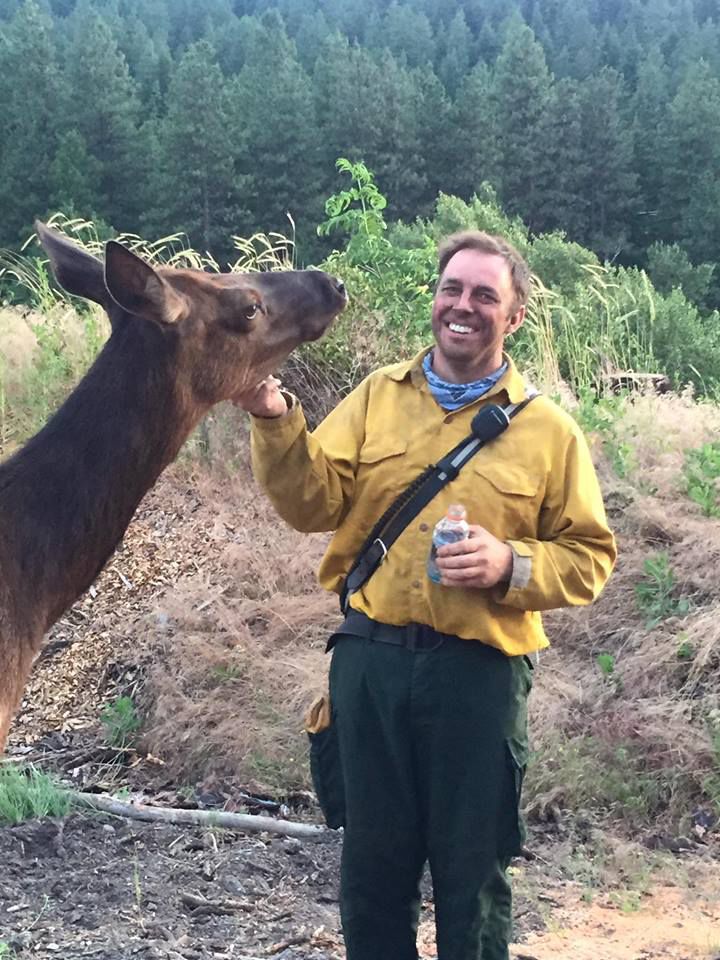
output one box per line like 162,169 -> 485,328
372,538 -> 388,564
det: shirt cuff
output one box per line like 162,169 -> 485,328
508,542 -> 532,591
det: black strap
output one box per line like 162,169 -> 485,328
339,393 -> 538,613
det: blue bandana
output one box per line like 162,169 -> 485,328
422,352 -> 508,411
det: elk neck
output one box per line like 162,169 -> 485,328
0,318 -> 206,630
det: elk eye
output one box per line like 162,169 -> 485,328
243,301 -> 260,320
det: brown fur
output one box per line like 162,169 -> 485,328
0,223 -> 346,752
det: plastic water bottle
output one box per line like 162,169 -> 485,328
427,503 -> 470,583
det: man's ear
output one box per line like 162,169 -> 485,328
506,304 -> 526,336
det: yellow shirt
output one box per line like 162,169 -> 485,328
251,350 -> 616,656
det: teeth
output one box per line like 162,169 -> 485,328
449,323 -> 473,334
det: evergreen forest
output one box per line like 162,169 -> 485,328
1,0 -> 720,310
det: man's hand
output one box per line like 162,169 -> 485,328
435,525 -> 513,589
232,376 -> 289,418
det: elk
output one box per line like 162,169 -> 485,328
0,223 -> 347,752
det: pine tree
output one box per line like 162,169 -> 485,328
664,59 -> 720,263
148,40 -> 248,256
491,18 -> 554,231
532,77 -> 590,239
61,3 -> 150,229
377,2 -> 435,68
234,12 -> 323,243
630,46 -> 672,253
446,63 -> 500,201
436,9 -> 474,95
576,67 -> 637,260
0,0 -> 63,243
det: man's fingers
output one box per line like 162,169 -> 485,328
436,551 -> 483,569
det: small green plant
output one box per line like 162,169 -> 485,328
683,442 -> 720,517
211,664 -> 243,683
596,652 -> 616,677
676,635 -> 695,660
635,552 -> 691,627
573,387 -> 634,478
0,765 -> 72,824
100,696 -> 141,748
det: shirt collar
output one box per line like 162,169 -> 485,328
383,348 -> 529,404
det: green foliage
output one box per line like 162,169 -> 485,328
0,764 -> 72,824
100,696 -> 141,749
646,241 -> 715,310
596,652 -> 616,677
705,710 -> 720,815
572,388 -> 635,478
526,736 -> 668,825
683,442 -> 720,517
676,638 -> 695,661
635,552 -> 691,628
319,158 -> 435,340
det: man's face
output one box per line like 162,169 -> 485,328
431,248 -> 526,381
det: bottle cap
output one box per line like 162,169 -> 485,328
446,503 -> 467,521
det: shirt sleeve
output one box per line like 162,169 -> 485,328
250,381 -> 370,533
495,426 -> 617,611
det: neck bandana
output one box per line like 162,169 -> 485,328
422,352 -> 508,411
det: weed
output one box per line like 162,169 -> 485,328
0,764 -> 72,824
211,664 -> 243,683
683,441 -> 720,517
635,552 -> 691,627
597,652 -> 616,677
100,696 -> 141,749
0,943 -> 15,958
573,387 -> 635,477
676,635 -> 695,660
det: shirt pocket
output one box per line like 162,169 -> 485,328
471,461 -> 542,539
356,436 -> 410,500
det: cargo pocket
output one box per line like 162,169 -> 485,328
499,735 -> 530,858
305,694 -> 345,830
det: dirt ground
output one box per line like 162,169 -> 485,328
3,465 -> 720,960
1,809 -> 718,960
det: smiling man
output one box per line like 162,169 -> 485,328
236,231 -> 616,960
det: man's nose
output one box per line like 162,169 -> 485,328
455,288 -> 473,312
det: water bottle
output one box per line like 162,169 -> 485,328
427,503 -> 470,583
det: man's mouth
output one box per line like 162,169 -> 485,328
447,322 -> 474,335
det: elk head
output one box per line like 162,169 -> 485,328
34,222 -> 348,406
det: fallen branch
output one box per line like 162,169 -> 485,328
74,792 -> 327,840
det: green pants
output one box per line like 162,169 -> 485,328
329,629 -> 532,960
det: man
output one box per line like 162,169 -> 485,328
236,232 -> 616,960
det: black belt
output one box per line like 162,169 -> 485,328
327,609 -> 463,653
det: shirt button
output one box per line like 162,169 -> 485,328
419,522 -> 429,532
412,580 -> 421,589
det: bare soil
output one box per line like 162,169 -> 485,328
1,811 -> 718,959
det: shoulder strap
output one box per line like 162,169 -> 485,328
339,390 -> 538,613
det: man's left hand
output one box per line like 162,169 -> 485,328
435,525 -> 513,589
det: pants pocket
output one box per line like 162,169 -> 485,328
499,736 -> 529,858
307,699 -> 345,829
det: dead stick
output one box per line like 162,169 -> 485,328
74,792 -> 327,840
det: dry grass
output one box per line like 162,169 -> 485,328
130,449 -> 339,790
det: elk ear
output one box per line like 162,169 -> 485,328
104,240 -> 185,324
35,220 -> 107,306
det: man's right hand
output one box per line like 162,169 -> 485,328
232,376 -> 289,418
